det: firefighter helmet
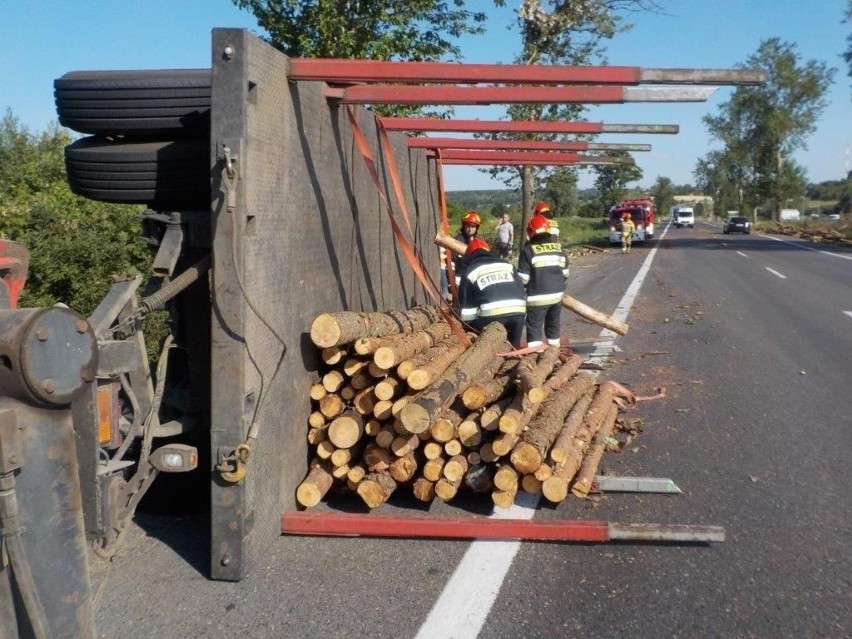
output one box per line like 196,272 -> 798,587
462,211 -> 481,227
527,215 -> 551,236
465,238 -> 490,255
534,201 -> 551,216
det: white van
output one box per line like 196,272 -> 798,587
674,207 -> 694,228
779,208 -> 801,221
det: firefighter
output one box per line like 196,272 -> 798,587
517,214 -> 569,348
457,238 -> 527,348
534,200 -> 559,241
453,211 -> 482,283
620,211 -> 635,254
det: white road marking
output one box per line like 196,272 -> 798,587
413,223 -> 668,639
843,311 -> 852,320
736,251 -> 748,258
765,267 -> 787,279
764,234 -> 852,261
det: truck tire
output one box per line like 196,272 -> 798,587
65,137 -> 210,209
54,69 -> 211,137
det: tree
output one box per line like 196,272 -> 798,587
0,111 -> 151,314
483,0 -> 661,249
650,176 -> 675,217
699,39 -> 834,220
591,154 -> 643,211
542,168 -> 579,216
232,0 -> 486,59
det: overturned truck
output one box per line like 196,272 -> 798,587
2,29 -> 440,637
1,28 -> 761,638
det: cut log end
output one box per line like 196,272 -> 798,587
310,314 -> 342,348
399,403 -> 432,435
542,476 -> 569,503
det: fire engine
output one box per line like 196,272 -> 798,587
607,198 -> 657,246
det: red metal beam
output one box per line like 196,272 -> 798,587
430,150 -> 634,166
326,85 -> 716,105
282,511 -> 610,542
288,58 -> 764,86
281,512 -> 726,543
380,119 -> 679,134
409,138 -> 651,152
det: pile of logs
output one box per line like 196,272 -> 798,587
772,222 -> 852,246
298,305 -> 630,511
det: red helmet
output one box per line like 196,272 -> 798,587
465,238 -> 490,255
462,211 -> 481,227
534,201 -> 551,216
527,214 -> 550,236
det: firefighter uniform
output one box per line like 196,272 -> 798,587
621,215 -> 635,253
517,216 -> 569,348
457,239 -> 527,348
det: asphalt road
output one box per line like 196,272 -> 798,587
91,221 -> 852,639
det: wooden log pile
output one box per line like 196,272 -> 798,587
298,305 -> 634,510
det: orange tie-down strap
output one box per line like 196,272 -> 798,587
346,106 -> 468,346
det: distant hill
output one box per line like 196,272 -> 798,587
447,188 -> 599,210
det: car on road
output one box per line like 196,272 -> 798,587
826,213 -> 841,221
723,216 -> 750,234
674,208 -> 695,228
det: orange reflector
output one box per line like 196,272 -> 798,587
96,384 -> 116,446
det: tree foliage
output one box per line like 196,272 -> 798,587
231,0 -> 487,118
541,168 -> 579,216
482,0 -> 660,246
591,153 -> 643,210
650,175 -> 674,216
0,111 -> 151,314
232,0 -> 486,60
697,39 -> 834,219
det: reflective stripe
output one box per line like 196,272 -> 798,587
530,255 -> 566,268
527,292 -> 563,307
479,304 -> 526,318
465,262 -> 515,284
481,299 -> 526,312
460,307 -> 478,321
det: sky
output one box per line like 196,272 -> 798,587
2,0 -> 849,192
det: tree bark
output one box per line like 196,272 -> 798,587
296,460 -> 334,508
406,340 -> 469,391
397,336 -> 461,380
311,305 -> 441,348
373,322 -> 451,370
400,322 -> 508,434
461,358 -> 519,410
545,382 -> 619,500
561,295 -> 628,336
571,403 -> 618,498
357,471 -> 397,509
510,372 -> 596,474
434,231 -> 468,256
389,452 -> 418,483
550,389 -> 596,464
498,353 -> 583,435
412,478 -> 436,502
516,346 -> 560,403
